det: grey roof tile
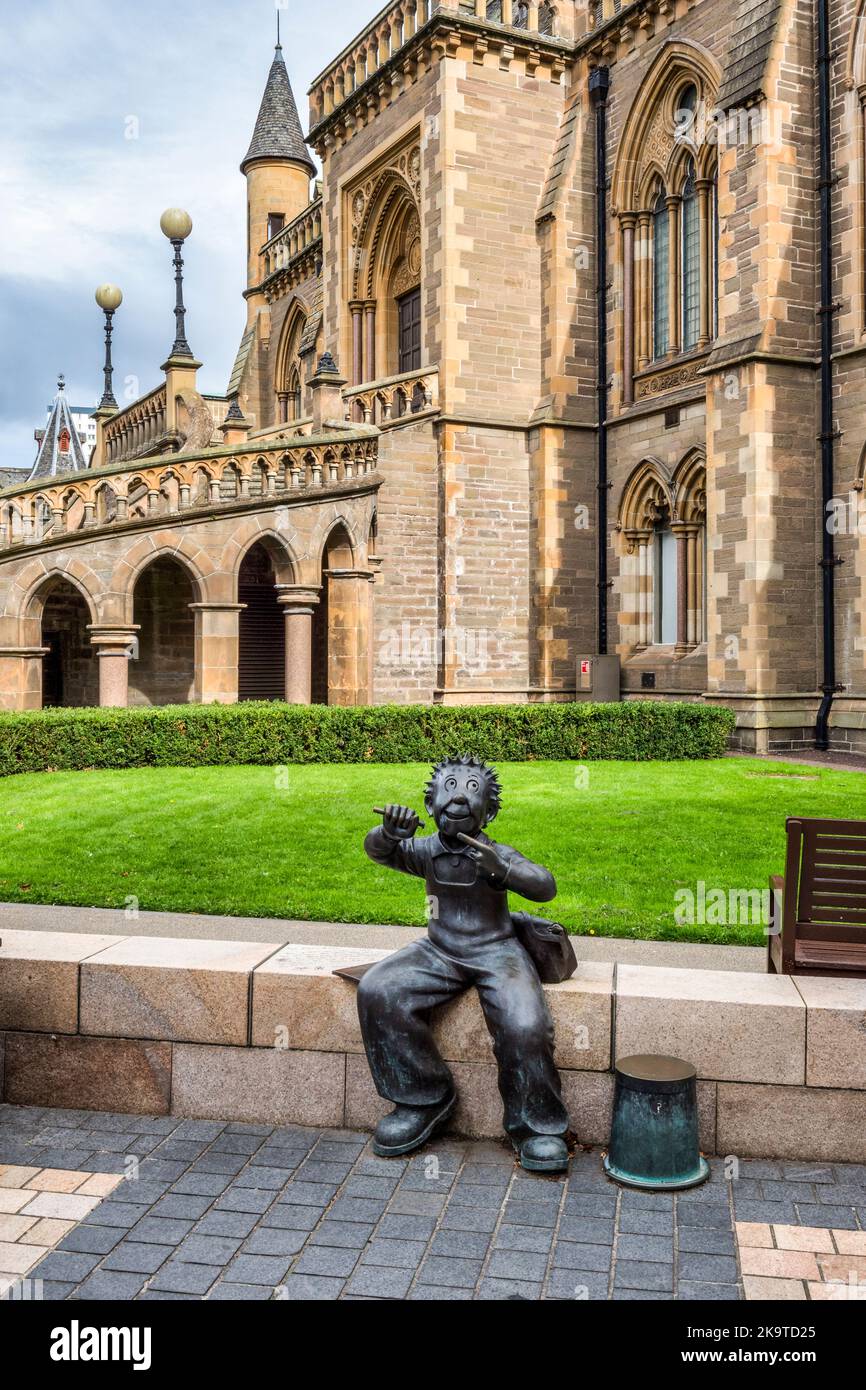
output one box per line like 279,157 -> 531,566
717,0 -> 783,110
242,44 -> 315,176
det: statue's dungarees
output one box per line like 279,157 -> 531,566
357,828 -> 569,1141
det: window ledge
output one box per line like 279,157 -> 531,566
625,643 -> 707,666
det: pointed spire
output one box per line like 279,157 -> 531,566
29,377 -> 86,481
241,41 -> 315,177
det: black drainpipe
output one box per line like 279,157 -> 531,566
815,0 -> 841,749
590,65 -> 611,656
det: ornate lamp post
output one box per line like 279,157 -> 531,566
95,284 -> 122,409
159,208 -> 194,358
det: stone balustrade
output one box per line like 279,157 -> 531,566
343,366 -> 439,426
2,929 -> 865,1160
308,0 -> 561,131
262,198 -> 323,282
0,432 -> 379,554
103,384 -> 169,466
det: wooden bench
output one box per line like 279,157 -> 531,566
768,817 -> 866,978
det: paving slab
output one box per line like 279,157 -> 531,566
3,1102 -> 865,1301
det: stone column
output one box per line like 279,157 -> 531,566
325,569 -> 375,706
637,212 -> 652,369
696,179 -> 713,350
91,405 -> 117,471
278,392 -> 289,424
276,586 -> 321,705
364,304 -> 377,384
350,303 -> 365,385
634,532 -> 652,647
621,214 -> 636,405
88,626 -> 140,708
190,603 -> 245,705
694,526 -> 705,643
673,526 -> 689,655
0,647 -> 49,711
686,526 -> 699,646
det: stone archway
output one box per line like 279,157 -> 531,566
238,541 -> 286,702
311,522 -> 372,706
130,556 -> 196,706
36,578 -> 98,709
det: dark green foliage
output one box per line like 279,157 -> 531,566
0,700 -> 735,776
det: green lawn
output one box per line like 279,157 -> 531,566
0,759 -> 863,944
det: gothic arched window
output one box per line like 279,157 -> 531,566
681,160 -> 700,351
287,365 -> 302,422
613,53 -> 722,402
347,154 -> 421,385
538,2 -> 555,36
674,83 -> 698,142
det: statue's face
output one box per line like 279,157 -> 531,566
427,764 -> 490,840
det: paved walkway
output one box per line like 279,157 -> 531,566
2,1105 -> 865,1301
0,902 -> 765,972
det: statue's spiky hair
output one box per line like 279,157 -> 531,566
425,754 -> 503,823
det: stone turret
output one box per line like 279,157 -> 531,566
241,42 -> 316,305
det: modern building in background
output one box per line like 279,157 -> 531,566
0,0 -> 864,755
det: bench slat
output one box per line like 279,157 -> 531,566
795,939 -> 866,970
797,919 -> 866,936
812,866 -> 866,885
810,891 -> 866,906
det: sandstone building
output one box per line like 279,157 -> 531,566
1,0 -> 864,752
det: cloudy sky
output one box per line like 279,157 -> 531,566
0,0 -> 365,468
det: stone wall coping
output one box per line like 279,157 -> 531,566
0,930 -> 127,963
80,934 -> 283,973
2,930 -> 865,1093
615,962 -> 805,1009
3,931 -> 866,1158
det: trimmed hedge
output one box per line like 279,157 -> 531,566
0,700 -> 735,775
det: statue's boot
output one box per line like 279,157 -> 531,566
516,1134 -> 569,1174
372,1092 -> 457,1157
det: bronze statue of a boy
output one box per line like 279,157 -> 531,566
358,755 -> 570,1173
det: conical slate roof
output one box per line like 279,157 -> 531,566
241,44 -> 315,176
29,376 -> 86,481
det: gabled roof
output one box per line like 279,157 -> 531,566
241,44 -> 316,176
227,325 -> 256,398
29,377 -> 86,481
